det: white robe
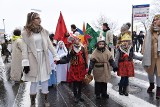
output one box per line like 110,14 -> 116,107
56,41 -> 68,83
22,33 -> 50,82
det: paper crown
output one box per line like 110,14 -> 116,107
68,33 -> 76,43
120,33 -> 132,41
97,33 -> 105,43
67,33 -> 81,43
74,32 -> 80,36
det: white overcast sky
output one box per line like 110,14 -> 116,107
0,0 -> 151,34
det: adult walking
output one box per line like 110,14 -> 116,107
142,14 -> 160,99
101,23 -> 114,57
10,29 -> 23,82
21,12 -> 59,107
138,31 -> 144,52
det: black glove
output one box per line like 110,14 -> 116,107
55,60 -> 60,65
113,67 -> 118,72
23,66 -> 30,74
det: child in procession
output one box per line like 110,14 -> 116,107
88,34 -> 117,99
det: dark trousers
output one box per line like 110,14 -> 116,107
73,81 -> 82,98
119,76 -> 129,86
95,82 -> 107,96
133,42 -> 138,52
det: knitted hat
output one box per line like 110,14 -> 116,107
121,22 -> 131,32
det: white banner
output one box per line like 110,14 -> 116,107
133,4 -> 150,21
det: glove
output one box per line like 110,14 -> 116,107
23,66 -> 30,74
113,67 -> 118,72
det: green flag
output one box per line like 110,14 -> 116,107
86,23 -> 99,53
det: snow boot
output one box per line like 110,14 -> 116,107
30,94 -> 36,107
119,85 -> 123,95
123,86 -> 128,96
43,94 -> 50,107
147,83 -> 155,93
156,87 -> 160,99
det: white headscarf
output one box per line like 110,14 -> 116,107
56,41 -> 68,58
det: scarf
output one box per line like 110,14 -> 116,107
30,25 -> 43,33
12,35 -> 22,41
73,44 -> 82,53
119,45 -> 132,55
153,26 -> 160,33
142,29 -> 160,67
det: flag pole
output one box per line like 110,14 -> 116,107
131,5 -> 135,52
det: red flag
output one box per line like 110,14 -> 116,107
54,12 -> 67,44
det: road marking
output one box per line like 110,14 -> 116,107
57,86 -> 69,107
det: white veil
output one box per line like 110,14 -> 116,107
56,41 -> 68,58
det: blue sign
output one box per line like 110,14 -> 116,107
133,4 -> 150,8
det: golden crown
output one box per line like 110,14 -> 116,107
121,33 -> 132,41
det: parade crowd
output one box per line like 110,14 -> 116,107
1,12 -> 160,107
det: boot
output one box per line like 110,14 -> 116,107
156,87 -> 160,99
77,91 -> 84,102
96,94 -> 101,99
119,85 -> 123,95
74,97 -> 79,103
73,91 -> 79,103
123,86 -> 128,96
147,83 -> 155,93
101,93 -> 109,99
43,94 -> 50,107
78,96 -> 84,102
101,83 -> 109,99
30,94 -> 36,107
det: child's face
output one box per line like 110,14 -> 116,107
74,39 -> 80,45
98,42 -> 105,48
121,40 -> 130,47
59,44 -> 63,49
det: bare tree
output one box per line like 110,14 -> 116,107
151,0 -> 160,14
92,15 -> 118,33
140,0 -> 160,33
